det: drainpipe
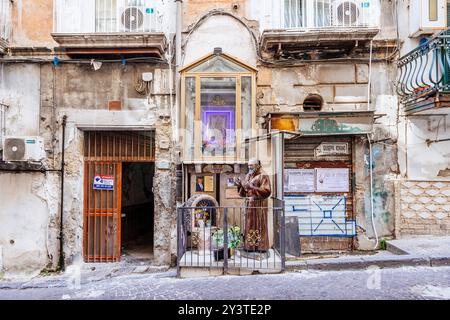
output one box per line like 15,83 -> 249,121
175,0 -> 182,147
175,0 -> 183,203
59,115 -> 67,272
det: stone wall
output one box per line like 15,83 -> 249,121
399,181 -> 450,236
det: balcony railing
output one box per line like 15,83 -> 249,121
253,0 -> 380,31
0,0 -> 11,41
397,28 -> 450,114
53,0 -> 164,34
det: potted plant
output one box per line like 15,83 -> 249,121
228,225 -> 241,256
211,225 -> 241,261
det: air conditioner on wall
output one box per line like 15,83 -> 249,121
330,0 -> 378,28
2,136 -> 45,162
118,0 -> 158,32
409,0 -> 446,37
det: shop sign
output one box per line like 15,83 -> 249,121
297,112 -> 374,136
315,142 -> 349,157
93,175 -> 114,190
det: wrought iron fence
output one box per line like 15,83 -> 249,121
281,0 -> 379,30
397,28 -> 450,113
177,198 -> 285,276
53,0 -> 163,33
0,0 -> 11,41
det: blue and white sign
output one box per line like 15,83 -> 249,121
93,175 -> 114,191
285,195 -> 356,237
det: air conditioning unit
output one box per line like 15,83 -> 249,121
331,0 -> 379,28
409,0 -> 446,37
118,1 -> 158,32
2,136 -> 45,162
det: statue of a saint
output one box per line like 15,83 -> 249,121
234,158 -> 271,253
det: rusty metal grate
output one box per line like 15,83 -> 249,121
83,130 -> 155,263
84,131 -> 155,162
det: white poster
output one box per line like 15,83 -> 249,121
284,169 -> 315,193
315,168 -> 349,192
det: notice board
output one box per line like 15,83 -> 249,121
315,168 -> 349,192
284,169 -> 315,193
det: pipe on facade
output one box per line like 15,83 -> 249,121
367,40 -> 373,111
175,0 -> 183,203
367,133 -> 379,250
175,0 -> 182,144
59,115 -> 67,271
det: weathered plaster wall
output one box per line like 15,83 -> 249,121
256,63 -> 371,114
10,0 -> 56,47
183,0 -> 246,28
256,61 -> 398,247
0,64 -> 40,136
182,14 -> 257,67
400,117 -> 450,180
0,61 -> 176,273
0,63 -> 60,277
395,0 -> 450,183
49,63 -> 176,266
0,172 -> 60,278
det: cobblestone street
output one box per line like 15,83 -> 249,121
1,266 -> 450,300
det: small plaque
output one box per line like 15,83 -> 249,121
225,188 -> 241,199
315,143 -> 349,157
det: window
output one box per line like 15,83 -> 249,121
303,94 -> 324,112
284,0 -> 304,28
430,0 -> 439,21
447,0 -> 450,26
200,77 -> 237,157
96,0 -> 117,32
181,53 -> 256,162
314,0 -> 331,27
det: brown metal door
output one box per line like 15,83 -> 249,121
84,161 -> 122,262
83,131 -> 155,262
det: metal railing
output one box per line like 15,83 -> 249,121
0,0 -> 11,41
397,28 -> 450,112
53,0 -> 163,33
279,0 -> 379,30
177,198 -> 285,276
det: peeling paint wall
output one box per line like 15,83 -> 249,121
0,172 -> 60,277
394,0 -> 450,237
395,1 -> 450,182
183,14 -> 257,68
10,0 -> 55,47
181,0 -> 399,250
50,63 -> 176,266
0,61 -> 176,273
0,64 -> 40,136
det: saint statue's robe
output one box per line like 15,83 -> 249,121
237,167 -> 271,251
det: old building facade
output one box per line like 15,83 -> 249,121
0,0 -> 449,277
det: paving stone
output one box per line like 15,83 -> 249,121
1,266 -> 450,300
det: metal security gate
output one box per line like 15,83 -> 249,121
84,161 -> 121,262
176,199 -> 285,276
284,136 -> 355,253
83,131 -> 155,262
